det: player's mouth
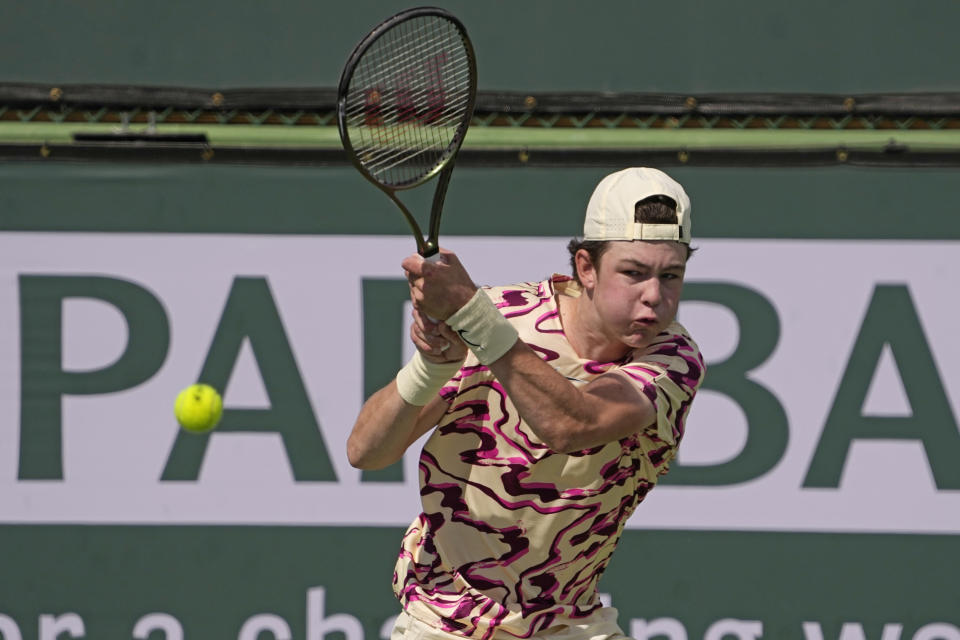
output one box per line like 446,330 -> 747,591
626,319 -> 660,339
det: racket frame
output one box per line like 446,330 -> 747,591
336,6 -> 478,258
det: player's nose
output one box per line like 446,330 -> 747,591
640,278 -> 662,307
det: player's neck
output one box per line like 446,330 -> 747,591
558,293 -> 631,363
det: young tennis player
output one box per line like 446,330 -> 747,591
348,167 -> 705,639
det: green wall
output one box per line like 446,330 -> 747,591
3,1 -> 960,93
0,526 -> 955,638
2,2 -> 959,639
3,164 -> 960,240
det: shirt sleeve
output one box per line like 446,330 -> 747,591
613,324 -> 705,448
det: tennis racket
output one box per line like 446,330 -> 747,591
337,6 -> 477,259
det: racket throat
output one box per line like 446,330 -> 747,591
385,190 -> 434,257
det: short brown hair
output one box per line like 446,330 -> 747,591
567,195 -> 695,284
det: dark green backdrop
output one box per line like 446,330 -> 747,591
2,2 -> 959,638
3,0 -> 960,93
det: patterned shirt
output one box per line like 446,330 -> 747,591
393,275 -> 705,639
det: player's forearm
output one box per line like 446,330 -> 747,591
347,381 -> 423,470
486,342 -> 602,453
444,290 -> 625,452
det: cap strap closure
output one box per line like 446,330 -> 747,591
633,222 -> 682,241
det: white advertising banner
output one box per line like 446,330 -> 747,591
1,233 -> 958,533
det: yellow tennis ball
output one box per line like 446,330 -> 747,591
174,384 -> 223,434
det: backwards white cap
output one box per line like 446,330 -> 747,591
583,167 -> 692,244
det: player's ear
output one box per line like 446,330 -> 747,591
575,249 -> 598,289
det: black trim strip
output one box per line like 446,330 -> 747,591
3,82 -> 960,116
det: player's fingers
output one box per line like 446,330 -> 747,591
419,319 -> 448,351
407,281 -> 420,307
410,322 -> 449,357
433,322 -> 467,360
425,336 -> 449,354
436,322 -> 464,345
410,331 -> 432,354
408,285 -> 428,311
411,304 -> 442,336
409,318 -> 431,345
400,254 -> 425,275
435,247 -> 457,263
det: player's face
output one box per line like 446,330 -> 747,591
579,240 -> 687,352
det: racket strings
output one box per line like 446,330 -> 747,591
352,23 -> 466,159
343,15 -> 473,187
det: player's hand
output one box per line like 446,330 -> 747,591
410,307 -> 467,364
402,249 -> 478,320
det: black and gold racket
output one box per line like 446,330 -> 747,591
337,6 -> 478,259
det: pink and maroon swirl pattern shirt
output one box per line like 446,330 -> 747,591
393,276 -> 705,639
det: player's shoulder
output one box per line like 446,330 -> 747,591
662,320 -> 698,347
647,321 -> 702,358
624,321 -> 704,377
611,323 -> 705,397
480,277 -> 556,310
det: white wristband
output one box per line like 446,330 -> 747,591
395,352 -> 462,406
445,289 -> 519,365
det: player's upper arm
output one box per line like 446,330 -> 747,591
582,372 -> 657,444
